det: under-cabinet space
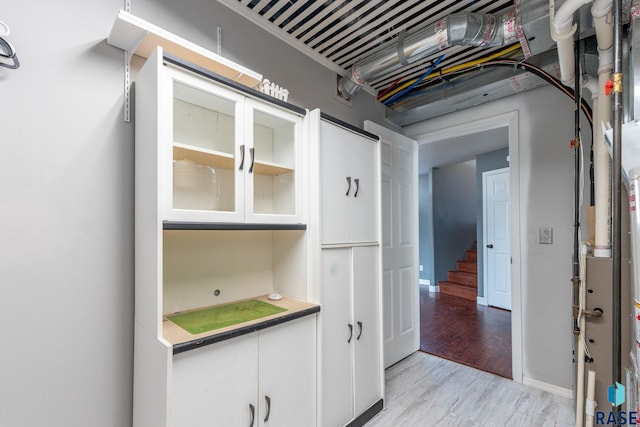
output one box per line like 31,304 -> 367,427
162,229 -> 308,316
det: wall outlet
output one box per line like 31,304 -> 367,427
539,227 -> 553,244
419,264 -> 423,272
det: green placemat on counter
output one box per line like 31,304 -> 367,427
167,299 -> 287,334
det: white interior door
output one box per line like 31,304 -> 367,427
483,168 -> 511,310
364,121 -> 419,368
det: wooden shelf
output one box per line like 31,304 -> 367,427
173,143 -> 234,170
254,159 -> 294,176
107,10 -> 262,88
174,143 -> 293,176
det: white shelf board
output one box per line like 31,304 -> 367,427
107,10 -> 263,88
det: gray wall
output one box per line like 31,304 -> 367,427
475,146 -> 510,298
0,1 -> 385,426
432,161 -> 478,284
419,172 -> 434,284
405,84 -> 591,390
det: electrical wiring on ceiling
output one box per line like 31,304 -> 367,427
377,43 -> 523,103
383,54 -> 445,106
478,59 -> 593,127
378,53 -> 594,128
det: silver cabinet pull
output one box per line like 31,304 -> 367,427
346,176 -> 352,196
354,178 -> 360,197
347,323 -> 353,343
357,321 -> 363,340
249,147 -> 255,173
264,395 -> 271,422
239,144 -> 246,171
249,403 -> 255,427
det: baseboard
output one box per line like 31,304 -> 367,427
522,376 -> 573,399
346,399 -> 384,427
420,279 -> 438,292
476,296 -> 487,306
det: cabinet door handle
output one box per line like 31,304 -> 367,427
354,178 -> 360,198
264,395 -> 271,422
249,147 -> 255,173
346,177 -> 352,196
347,323 -> 353,343
239,144 -> 246,171
249,403 -> 255,427
357,321 -> 363,340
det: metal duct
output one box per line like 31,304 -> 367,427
338,8 -> 520,98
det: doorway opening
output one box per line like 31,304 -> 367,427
414,111 -> 521,381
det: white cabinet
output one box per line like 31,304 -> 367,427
320,247 -> 381,427
319,117 -> 378,245
172,316 -> 316,427
142,47 -> 304,225
309,110 -> 383,427
133,47 -> 317,427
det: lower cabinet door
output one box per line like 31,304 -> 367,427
320,248 -> 355,426
172,334 -> 258,427
258,316 -> 317,426
353,246 -> 382,415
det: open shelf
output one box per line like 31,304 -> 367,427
173,143 -> 294,176
173,143 -> 234,170
254,159 -> 294,176
107,10 -> 262,88
164,295 -> 320,353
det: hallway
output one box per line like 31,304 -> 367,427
419,287 -> 512,378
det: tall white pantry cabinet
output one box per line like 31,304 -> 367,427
134,47 -> 319,427
309,110 -> 385,427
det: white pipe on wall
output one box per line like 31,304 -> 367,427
555,0 -> 594,32
585,370 -> 597,427
593,0 -> 614,257
551,0 -> 592,87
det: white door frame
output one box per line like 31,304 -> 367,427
411,111 -> 522,383
482,167 -> 511,310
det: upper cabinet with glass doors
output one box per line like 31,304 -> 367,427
140,47 -> 305,226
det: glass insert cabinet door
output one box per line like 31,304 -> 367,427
163,68 -> 302,224
245,99 -> 302,223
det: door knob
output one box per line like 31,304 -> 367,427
486,244 -> 494,248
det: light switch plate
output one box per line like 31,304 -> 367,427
539,227 -> 553,244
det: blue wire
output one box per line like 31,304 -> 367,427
384,54 -> 445,106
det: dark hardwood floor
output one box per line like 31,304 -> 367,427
419,287 -> 512,379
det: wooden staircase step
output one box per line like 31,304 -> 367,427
465,250 -> 477,262
439,281 -> 477,301
457,260 -> 477,274
447,270 -> 477,286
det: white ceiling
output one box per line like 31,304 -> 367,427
418,127 -> 508,173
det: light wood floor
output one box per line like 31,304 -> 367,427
366,352 -> 575,427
